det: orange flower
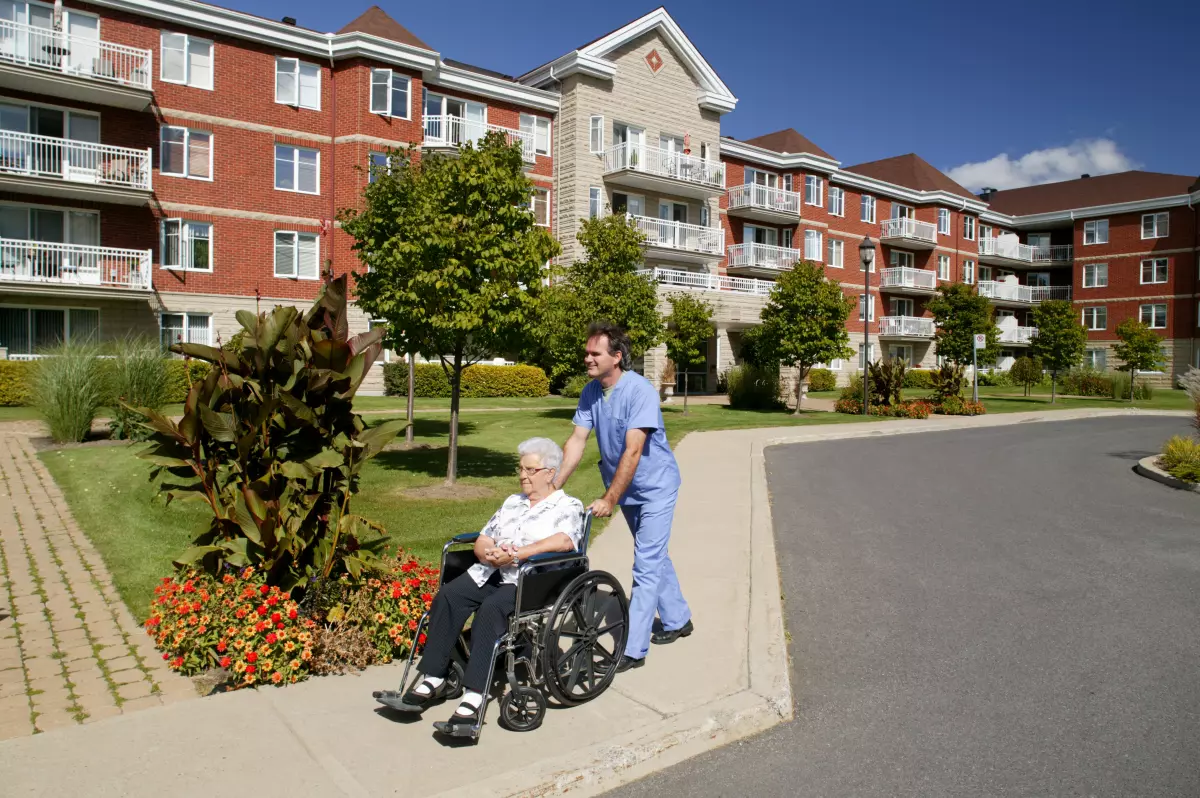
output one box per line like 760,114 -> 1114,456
301,649 -> 312,661
290,659 -> 301,670
284,641 -> 296,652
271,671 -> 283,684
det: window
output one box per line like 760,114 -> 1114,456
588,187 -> 602,219
745,167 -> 778,187
858,294 -> 875,321
1083,219 -> 1108,245
782,229 -> 793,249
1141,212 -> 1169,239
1084,349 -> 1107,370
890,298 -> 914,317
962,216 -> 975,240
861,194 -> 876,224
979,224 -> 993,240
827,238 -> 843,268
528,187 -> 550,227
962,260 -> 975,284
858,342 -> 877,368
589,115 -> 603,154
369,69 -> 410,118
520,114 -> 551,156
1140,258 -> 1168,284
275,58 -> 320,110
937,254 -> 950,281
700,205 -> 709,227
979,265 -> 993,282
889,250 -> 913,269
160,312 -> 210,349
1083,263 -> 1108,288
0,306 -> 98,357
368,152 -> 388,183
272,231 -> 319,280
161,220 -> 211,271
274,145 -> 319,194
804,175 -> 822,206
937,208 -> 950,235
804,229 -> 822,261
782,174 -> 793,192
160,32 -> 212,89
746,225 -> 778,246
828,186 -> 844,217
1082,306 -> 1107,330
1140,303 -> 1167,328
160,126 -> 211,180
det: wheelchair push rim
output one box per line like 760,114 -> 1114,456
541,569 -> 628,706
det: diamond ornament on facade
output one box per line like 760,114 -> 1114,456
645,48 -> 664,74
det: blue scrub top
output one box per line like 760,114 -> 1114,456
572,370 -> 680,506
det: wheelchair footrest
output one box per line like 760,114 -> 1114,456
373,690 -> 423,713
432,720 -> 482,739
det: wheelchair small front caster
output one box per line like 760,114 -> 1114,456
444,660 -> 465,701
498,686 -> 546,732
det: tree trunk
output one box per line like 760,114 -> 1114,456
405,352 -> 415,445
1130,368 -> 1137,402
446,345 -> 462,485
682,370 -> 689,415
1051,371 -> 1057,403
793,368 -> 804,415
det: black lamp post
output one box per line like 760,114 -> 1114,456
859,236 -> 876,416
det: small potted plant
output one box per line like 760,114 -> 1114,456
660,358 -> 676,402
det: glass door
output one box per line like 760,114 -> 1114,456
675,339 -> 709,394
1027,272 -> 1050,287
890,297 -> 914,317
67,13 -> 100,75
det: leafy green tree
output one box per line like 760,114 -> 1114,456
1113,319 -> 1166,402
340,134 -> 560,483
758,262 -> 854,413
1031,300 -> 1087,403
1009,355 -> 1044,397
527,215 -> 662,383
927,282 -> 1000,366
662,293 -> 714,415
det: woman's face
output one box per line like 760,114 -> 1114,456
518,453 -> 555,496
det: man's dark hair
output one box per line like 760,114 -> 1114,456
586,321 -> 632,371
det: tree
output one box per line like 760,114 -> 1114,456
927,282 -> 1000,366
1113,319 -> 1165,402
662,293 -> 713,415
341,134 -> 560,483
757,262 -> 854,414
527,214 -> 662,383
1010,355 -> 1044,397
1030,300 -> 1087,403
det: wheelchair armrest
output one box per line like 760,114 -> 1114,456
450,532 -> 480,544
521,551 -> 587,570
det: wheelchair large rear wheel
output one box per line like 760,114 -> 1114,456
541,570 -> 628,707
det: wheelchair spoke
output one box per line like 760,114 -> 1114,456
593,640 -> 615,665
556,630 -> 584,640
565,646 -> 586,694
585,648 -> 597,691
596,619 -> 625,637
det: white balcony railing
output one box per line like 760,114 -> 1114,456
1029,285 -> 1072,302
1033,244 -> 1073,263
604,142 -> 724,190
726,183 -> 800,215
979,236 -> 1036,263
0,239 -> 152,290
637,267 -> 774,297
630,214 -> 724,255
879,266 -> 937,291
880,218 -> 937,244
999,326 -> 1038,344
878,316 -> 935,337
0,19 -> 153,91
978,281 -> 1072,304
0,130 -> 151,190
726,242 -> 800,271
422,115 -> 535,161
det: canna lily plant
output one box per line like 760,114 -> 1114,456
135,276 -> 404,591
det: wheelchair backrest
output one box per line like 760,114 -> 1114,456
577,510 -> 594,558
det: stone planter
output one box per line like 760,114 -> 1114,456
1134,455 -> 1199,493
661,384 -> 674,403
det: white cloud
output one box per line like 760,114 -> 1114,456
946,139 -> 1139,191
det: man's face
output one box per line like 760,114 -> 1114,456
584,335 -> 621,378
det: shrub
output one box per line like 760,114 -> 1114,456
807,368 -> 837,392
382,362 -> 549,398
977,370 -> 1012,387
931,363 -> 966,403
1010,356 -> 1044,396
561,373 -> 590,398
0,360 -> 32,406
726,364 -> 783,410
106,337 -> 171,441
163,360 -> 211,403
1058,368 -> 1112,397
903,369 -> 934,390
867,359 -> 906,406
1159,435 -> 1200,483
835,397 -> 932,418
1109,371 -> 1153,401
31,341 -> 108,443
935,396 -> 987,416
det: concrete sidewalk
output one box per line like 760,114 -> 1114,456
0,407 -> 1188,797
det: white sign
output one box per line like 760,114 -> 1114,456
973,334 -> 987,349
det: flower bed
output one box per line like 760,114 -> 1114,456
934,397 -> 987,416
834,398 -> 933,418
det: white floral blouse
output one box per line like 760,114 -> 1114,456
468,490 -> 584,587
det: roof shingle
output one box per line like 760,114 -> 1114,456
338,6 -> 431,51
843,153 -> 976,200
735,128 -> 834,160
982,171 -> 1200,215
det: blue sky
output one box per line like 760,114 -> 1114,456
235,0 -> 1200,189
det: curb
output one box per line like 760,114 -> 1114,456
1134,455 -> 1200,493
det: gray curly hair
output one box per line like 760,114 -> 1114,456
517,437 -> 563,472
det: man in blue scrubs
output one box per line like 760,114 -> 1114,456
554,322 -> 693,671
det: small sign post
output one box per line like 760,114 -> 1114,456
972,333 -> 986,404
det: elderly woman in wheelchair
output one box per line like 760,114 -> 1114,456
374,437 -> 628,738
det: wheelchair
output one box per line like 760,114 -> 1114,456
373,511 -> 629,740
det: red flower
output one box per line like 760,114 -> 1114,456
420,593 -> 433,603
259,585 -> 269,595
270,612 -> 281,624
235,608 -> 248,620
276,623 -> 284,630
191,601 -> 202,612
391,588 -> 401,599
162,652 -> 169,660
246,652 -> 258,663
217,641 -> 227,653
288,609 -> 298,620
256,605 -> 268,616
245,664 -> 256,674
417,633 -> 427,646
183,581 -> 196,593
255,621 -> 267,633
408,619 -> 417,631
219,656 -> 232,668
267,595 -> 278,606
266,633 -> 277,644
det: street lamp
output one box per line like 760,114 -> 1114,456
859,236 -> 875,416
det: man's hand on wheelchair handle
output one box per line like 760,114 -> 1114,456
588,497 -> 614,518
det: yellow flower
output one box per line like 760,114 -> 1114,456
284,641 -> 296,652
290,659 -> 301,670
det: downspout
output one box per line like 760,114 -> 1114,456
550,65 -> 560,282
1191,196 -> 1197,375
326,40 -> 336,284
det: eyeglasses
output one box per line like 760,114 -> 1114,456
516,466 -> 551,476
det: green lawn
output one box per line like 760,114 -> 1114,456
810,385 -> 1191,414
39,401 -> 864,618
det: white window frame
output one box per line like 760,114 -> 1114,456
368,69 -> 411,119
858,294 -> 875,322
588,186 -> 602,219
782,174 -> 793,192
1140,303 -> 1167,329
827,238 -> 844,268
521,114 -> 551,156
1083,219 -> 1109,245
368,151 -> 389,184
273,230 -> 320,280
1082,306 -> 1107,331
828,186 -> 844,217
804,175 -> 823,207
160,219 -> 212,273
274,57 -> 320,110
529,187 -> 550,227
1084,349 -> 1107,370
858,342 -> 877,368
979,264 -> 993,282
937,208 -> 950,235
889,250 -> 913,270
803,229 -> 823,261
962,216 -> 975,241
937,254 -> 950,281
782,228 -> 793,249
1082,263 -> 1108,288
159,125 -> 212,181
159,31 -> 213,90
860,194 -> 876,224
1140,258 -> 1168,285
1141,212 -> 1169,239
589,115 -> 604,155
963,260 -> 975,284
159,312 -> 211,349
274,144 -> 320,195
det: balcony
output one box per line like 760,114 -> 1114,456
998,325 -> 1037,345
1032,244 -> 1073,264
977,281 -> 1072,306
422,115 -> 535,162
0,20 -> 153,110
629,214 -> 723,265
603,143 -> 724,200
878,266 -> 937,295
725,183 -> 800,223
879,218 -> 937,250
0,131 -> 152,204
0,239 -> 152,296
977,236 -> 1038,267
878,316 -> 935,339
637,267 -> 773,298
1029,285 -> 1072,302
726,242 -> 800,277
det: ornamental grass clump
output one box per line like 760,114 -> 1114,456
107,335 -> 170,441
32,339 -> 107,443
1159,436 -> 1200,484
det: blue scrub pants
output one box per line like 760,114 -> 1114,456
620,491 -> 691,659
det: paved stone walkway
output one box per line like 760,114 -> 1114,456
0,433 -> 196,740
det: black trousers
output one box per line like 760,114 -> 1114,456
418,570 -> 516,693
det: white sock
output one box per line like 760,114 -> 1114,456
413,675 -> 444,696
455,690 -> 483,715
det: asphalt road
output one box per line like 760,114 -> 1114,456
608,416 -> 1200,797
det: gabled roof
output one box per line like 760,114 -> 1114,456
337,6 -> 431,51
843,153 -> 977,200
739,128 -> 834,161
519,7 -> 737,114
983,171 -> 1200,216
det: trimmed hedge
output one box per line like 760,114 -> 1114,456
382,362 -> 550,398
0,360 -> 33,406
903,369 -> 935,389
1059,369 -> 1112,397
807,368 -> 837,392
561,374 -> 590,399
164,360 -> 212,403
